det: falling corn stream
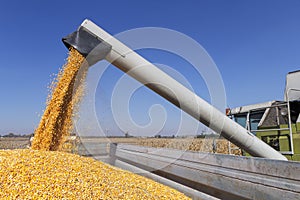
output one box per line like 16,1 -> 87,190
0,48 -> 191,199
31,48 -> 87,151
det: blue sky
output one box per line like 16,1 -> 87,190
0,0 -> 299,135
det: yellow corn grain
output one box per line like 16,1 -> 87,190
31,48 -> 88,151
0,149 -> 191,199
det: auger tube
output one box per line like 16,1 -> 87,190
63,19 -> 287,160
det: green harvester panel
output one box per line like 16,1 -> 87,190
279,136 -> 290,151
296,122 -> 300,133
256,124 -> 300,161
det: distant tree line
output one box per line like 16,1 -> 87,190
2,133 -> 33,138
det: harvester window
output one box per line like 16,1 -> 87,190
249,111 -> 265,133
234,114 -> 247,129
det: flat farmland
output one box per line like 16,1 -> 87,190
0,137 -> 242,155
78,137 -> 242,155
0,137 -> 31,149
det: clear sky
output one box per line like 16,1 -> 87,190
0,0 -> 299,136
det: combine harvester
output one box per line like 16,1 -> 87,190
63,19 -> 300,200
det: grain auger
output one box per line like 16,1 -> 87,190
62,19 -> 287,160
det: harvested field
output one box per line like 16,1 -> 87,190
0,137 -> 30,150
76,137 -> 242,156
134,138 -> 242,155
0,137 -> 242,155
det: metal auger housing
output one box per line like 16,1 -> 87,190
62,27 -> 112,66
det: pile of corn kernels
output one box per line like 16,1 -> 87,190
0,149 -> 190,199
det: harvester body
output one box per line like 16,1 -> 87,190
229,70 -> 300,161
